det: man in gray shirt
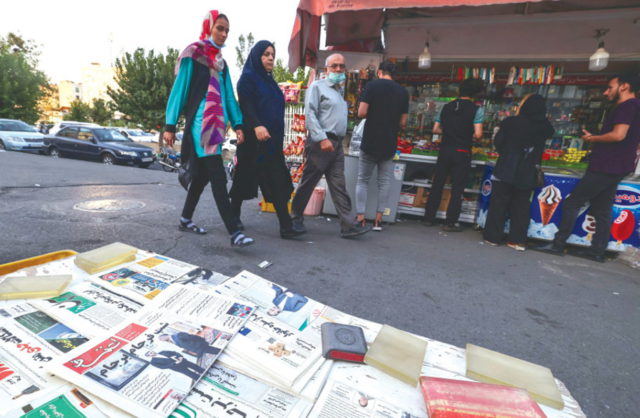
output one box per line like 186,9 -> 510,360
291,53 -> 369,238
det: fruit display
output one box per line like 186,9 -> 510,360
561,148 -> 588,163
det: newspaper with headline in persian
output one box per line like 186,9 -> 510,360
6,384 -> 109,418
0,302 -> 92,407
48,285 -> 256,418
31,281 -> 143,338
87,254 -> 199,304
308,362 -> 428,418
171,362 -> 313,418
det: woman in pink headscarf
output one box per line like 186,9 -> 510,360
164,10 -> 254,247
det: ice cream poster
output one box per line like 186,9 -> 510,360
478,166 -> 640,251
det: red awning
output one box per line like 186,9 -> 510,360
287,0 -> 544,70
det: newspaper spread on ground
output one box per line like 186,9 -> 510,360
6,384 -> 109,418
171,362 -> 314,418
31,281 -> 143,338
308,362 -> 428,418
48,285 -> 256,418
88,254 -> 198,304
0,303 -> 91,407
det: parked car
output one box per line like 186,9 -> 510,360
44,126 -> 156,168
48,121 -> 100,136
0,119 -> 45,153
108,128 -> 157,143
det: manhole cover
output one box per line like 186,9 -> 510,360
73,199 -> 146,212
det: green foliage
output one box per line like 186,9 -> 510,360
0,33 -> 49,124
108,47 -> 179,130
64,100 -> 91,122
89,98 -> 112,125
272,59 -> 310,84
235,33 -> 254,70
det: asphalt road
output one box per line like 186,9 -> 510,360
1,151 -> 638,417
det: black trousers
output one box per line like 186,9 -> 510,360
423,148 -> 471,225
483,180 -> 532,244
181,155 -> 239,235
553,171 -> 624,255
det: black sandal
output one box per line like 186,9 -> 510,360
179,220 -> 207,234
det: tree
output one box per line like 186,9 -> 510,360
0,33 -> 49,123
235,33 -> 254,70
107,48 -> 179,130
89,98 -> 112,125
64,100 -> 91,122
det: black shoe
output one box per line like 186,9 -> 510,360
422,220 -> 437,227
280,223 -> 307,239
533,242 -> 565,256
442,223 -> 463,232
340,222 -> 371,238
292,219 -> 307,234
572,249 -> 606,263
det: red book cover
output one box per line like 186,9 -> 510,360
420,376 -> 547,418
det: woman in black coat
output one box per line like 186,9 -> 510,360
229,41 -> 304,239
483,94 -> 555,250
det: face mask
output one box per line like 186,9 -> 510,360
209,37 -> 225,49
328,72 -> 346,85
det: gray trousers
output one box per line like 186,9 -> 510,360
291,138 -> 353,230
355,151 -> 394,214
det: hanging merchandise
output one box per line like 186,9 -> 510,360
505,65 -> 562,86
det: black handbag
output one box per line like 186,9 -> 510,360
178,158 -> 192,191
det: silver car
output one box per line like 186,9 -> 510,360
0,119 -> 45,152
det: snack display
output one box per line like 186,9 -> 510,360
284,136 -> 305,157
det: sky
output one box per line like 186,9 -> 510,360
1,0 -> 301,83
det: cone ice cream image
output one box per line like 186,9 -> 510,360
581,214 -> 596,241
538,185 -> 562,225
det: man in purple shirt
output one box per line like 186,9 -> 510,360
538,73 -> 640,262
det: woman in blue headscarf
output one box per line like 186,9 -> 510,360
230,41 -> 305,239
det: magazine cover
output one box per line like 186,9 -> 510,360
49,285 -> 255,418
6,385 -> 109,418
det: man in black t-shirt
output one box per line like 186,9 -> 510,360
355,60 -> 409,230
423,78 -> 485,231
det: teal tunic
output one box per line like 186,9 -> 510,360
165,58 -> 243,158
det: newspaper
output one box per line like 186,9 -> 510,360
0,303 -> 91,406
171,363 -> 313,418
49,285 -> 255,418
222,304 -> 325,390
217,270 -> 326,331
31,281 -> 143,338
88,254 -> 198,304
6,385 -> 108,418
174,267 -> 230,290
308,363 -> 427,418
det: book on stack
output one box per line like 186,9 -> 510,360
420,376 -> 547,417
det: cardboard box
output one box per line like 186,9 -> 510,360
413,187 -> 429,208
399,192 -> 416,207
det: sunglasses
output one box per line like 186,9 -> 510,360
328,63 -> 346,69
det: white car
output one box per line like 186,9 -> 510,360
124,129 -> 157,143
49,121 -> 100,136
0,119 -> 46,153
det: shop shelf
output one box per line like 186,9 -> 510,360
397,206 -> 476,223
402,181 -> 480,194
